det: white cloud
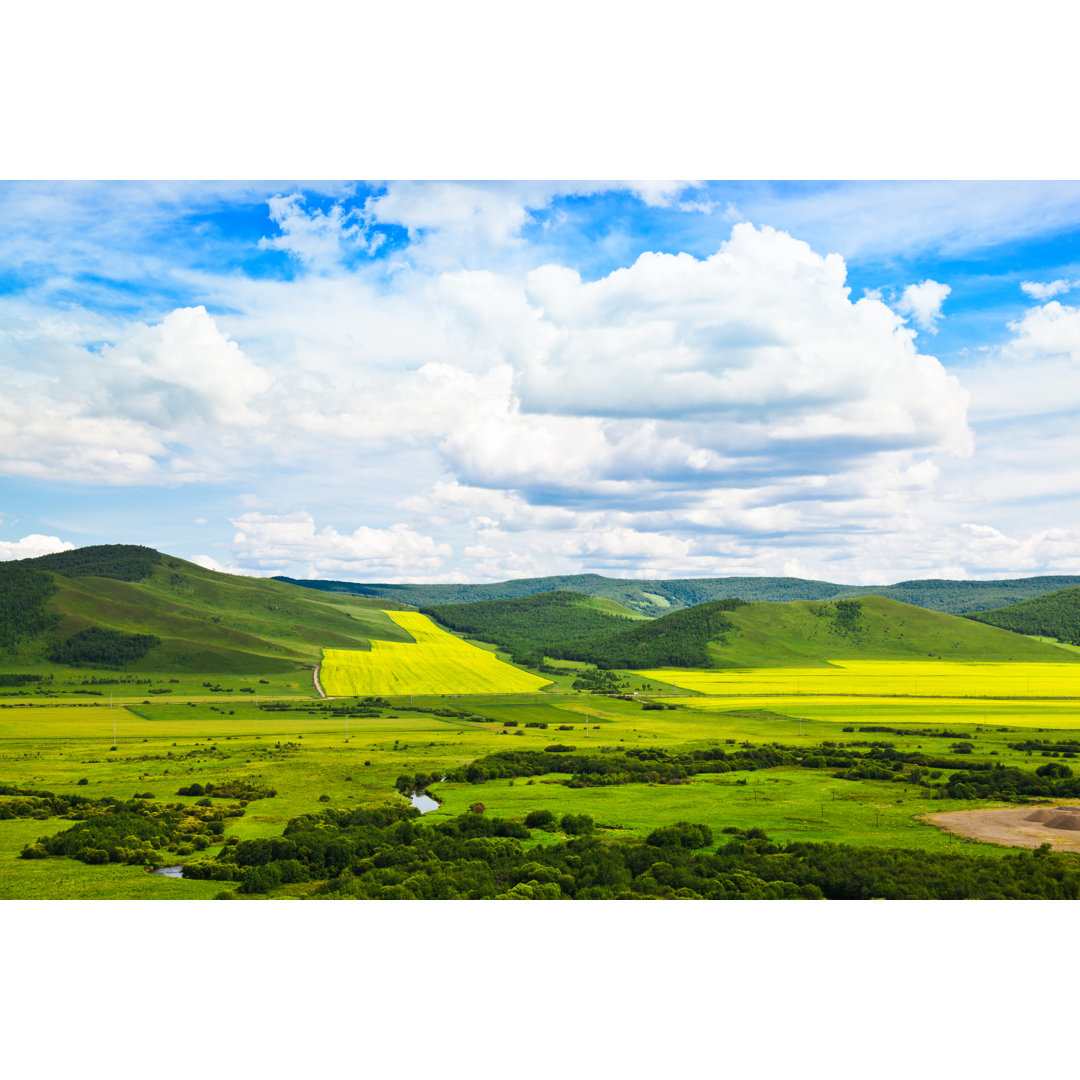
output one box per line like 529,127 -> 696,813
229,511 -> 452,579
1004,300 -> 1080,365
895,279 -> 951,332
1021,279 -> 1072,300
0,304 -> 275,484
363,181 -> 699,265
102,306 -> 274,428
0,533 -> 75,560
259,194 -> 385,268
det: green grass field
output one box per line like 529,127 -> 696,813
7,640 -> 1080,898
320,612 -> 551,696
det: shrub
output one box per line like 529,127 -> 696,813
77,778 -> 89,786
525,809 -> 557,830
545,744 -> 576,753
470,802 -> 486,814
646,822 -> 714,849
560,813 -> 595,835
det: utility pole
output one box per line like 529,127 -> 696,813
112,711 -> 117,751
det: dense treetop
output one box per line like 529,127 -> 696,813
966,586 -> 1080,645
425,593 -> 748,669
24,544 -> 162,582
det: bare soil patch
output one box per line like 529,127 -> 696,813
925,804 -> 1080,852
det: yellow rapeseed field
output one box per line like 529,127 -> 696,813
320,611 -> 550,696
635,660 -> 1080,700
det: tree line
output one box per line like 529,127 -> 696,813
187,804 -> 1080,900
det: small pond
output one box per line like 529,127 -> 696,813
152,865 -> 184,878
408,791 -> 440,814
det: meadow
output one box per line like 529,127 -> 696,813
319,611 -> 550,696
5,665 -> 1080,898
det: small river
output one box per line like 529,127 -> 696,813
152,865 -> 184,878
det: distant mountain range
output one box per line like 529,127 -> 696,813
274,572 -> 1080,618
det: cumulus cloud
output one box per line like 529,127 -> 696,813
229,511 -> 452,580
1021,279 -> 1072,300
0,305 -> 274,484
0,533 -> 75,560
516,231 -> 968,455
101,306 -> 274,428
1004,300 -> 1080,365
895,279 -> 951,332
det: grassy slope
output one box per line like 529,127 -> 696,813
5,554 -> 415,677
966,586 -> 1080,645
702,596 -> 1080,668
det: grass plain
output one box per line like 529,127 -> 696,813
320,611 -> 551,696
4,673 -> 1079,898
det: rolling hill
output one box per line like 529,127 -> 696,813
966,586 -> 1080,646
0,545 -> 415,679
277,571 -> 1080,617
422,592 -> 1080,670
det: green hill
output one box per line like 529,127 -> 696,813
965,586 -> 1080,646
423,592 -> 1079,670
279,571 -> 1080,617
705,596 -> 1078,668
0,545 -> 414,683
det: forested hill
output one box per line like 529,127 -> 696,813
280,572 -> 1080,618
425,593 -> 752,669
966,586 -> 1080,645
424,592 -> 1075,670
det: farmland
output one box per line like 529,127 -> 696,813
635,659 -> 1080,700
319,612 -> 551,696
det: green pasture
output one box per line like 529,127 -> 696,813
424,769 -> 1008,854
3,679 -> 1079,898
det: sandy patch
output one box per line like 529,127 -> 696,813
924,804 -> 1080,852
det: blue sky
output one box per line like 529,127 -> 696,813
3,179 -> 1080,584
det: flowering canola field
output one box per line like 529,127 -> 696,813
634,660 -> 1080,700
320,611 -> 550,696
